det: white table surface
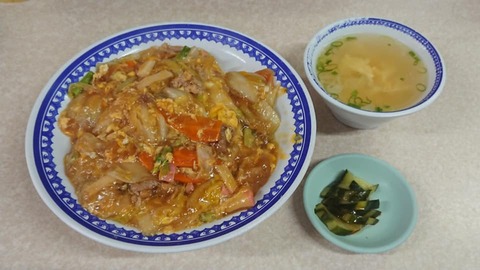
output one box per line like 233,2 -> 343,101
1,0 -> 479,269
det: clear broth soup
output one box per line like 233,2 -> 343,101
316,34 -> 428,112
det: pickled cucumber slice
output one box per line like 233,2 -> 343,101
314,204 -> 363,236
337,170 -> 378,192
315,170 -> 381,236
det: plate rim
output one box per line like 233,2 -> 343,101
25,22 -> 317,252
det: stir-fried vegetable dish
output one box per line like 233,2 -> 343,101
59,43 -> 283,234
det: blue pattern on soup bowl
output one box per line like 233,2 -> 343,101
304,17 -> 446,129
25,23 -> 316,252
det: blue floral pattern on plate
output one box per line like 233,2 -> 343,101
27,23 -> 315,251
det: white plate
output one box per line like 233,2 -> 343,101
25,23 -> 316,252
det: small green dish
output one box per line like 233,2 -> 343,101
303,153 -> 418,253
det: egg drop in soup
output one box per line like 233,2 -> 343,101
316,34 -> 428,112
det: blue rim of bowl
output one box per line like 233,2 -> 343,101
303,153 -> 418,253
25,22 -> 316,251
304,17 -> 446,117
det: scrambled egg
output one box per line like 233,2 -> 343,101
209,104 -> 238,128
156,98 -> 176,114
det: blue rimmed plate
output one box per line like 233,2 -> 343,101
25,23 -> 316,252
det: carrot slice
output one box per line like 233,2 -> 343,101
167,114 -> 223,142
172,148 -> 197,167
138,151 -> 154,171
174,172 -> 204,184
126,59 -> 137,68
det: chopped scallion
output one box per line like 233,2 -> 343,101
331,41 -> 343,47
68,71 -> 95,98
68,84 -> 83,98
177,46 -> 191,59
408,50 -> 420,65
416,83 -> 426,92
80,71 -> 94,84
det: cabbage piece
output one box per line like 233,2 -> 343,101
137,70 -> 173,90
251,100 -> 280,134
187,180 -> 223,211
196,143 -> 215,177
162,87 -> 188,99
137,60 -> 156,77
107,162 -> 156,184
81,175 -> 117,199
225,72 -> 258,102
73,132 -> 104,158
215,164 -> 238,194
206,80 -> 243,117
60,93 -> 103,134
128,102 -> 167,143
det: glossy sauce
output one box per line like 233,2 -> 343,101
59,44 -> 282,234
